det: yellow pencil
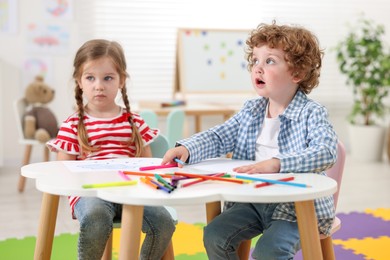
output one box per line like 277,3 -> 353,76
82,180 -> 137,189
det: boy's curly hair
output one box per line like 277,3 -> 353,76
245,21 -> 324,94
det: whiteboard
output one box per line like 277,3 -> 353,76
177,28 -> 253,94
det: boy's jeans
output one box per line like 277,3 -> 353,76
204,202 -> 301,260
74,197 -> 175,260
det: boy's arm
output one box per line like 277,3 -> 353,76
277,106 -> 338,173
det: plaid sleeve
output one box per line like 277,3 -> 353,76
276,104 -> 338,173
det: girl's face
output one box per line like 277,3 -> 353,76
250,45 -> 300,102
78,57 -> 123,114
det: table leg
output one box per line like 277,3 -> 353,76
119,205 -> 144,260
34,193 -> 60,260
205,201 -> 221,223
295,200 -> 323,260
194,115 -> 202,133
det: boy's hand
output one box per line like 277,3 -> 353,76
233,158 -> 280,174
161,146 -> 189,168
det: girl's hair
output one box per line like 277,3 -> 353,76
72,39 -> 143,157
245,21 -> 324,94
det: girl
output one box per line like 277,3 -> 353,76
47,39 -> 175,260
162,21 -> 338,259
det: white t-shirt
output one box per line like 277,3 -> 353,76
255,105 -> 281,161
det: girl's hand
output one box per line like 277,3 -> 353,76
161,146 -> 189,168
233,158 -> 281,174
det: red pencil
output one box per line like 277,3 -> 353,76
254,176 -> 295,188
174,172 -> 244,184
180,173 -> 225,188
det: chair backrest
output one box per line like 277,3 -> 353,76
150,134 -> 169,158
14,98 -> 26,140
166,109 -> 185,148
14,98 -> 45,145
139,110 -> 158,129
325,141 -> 346,209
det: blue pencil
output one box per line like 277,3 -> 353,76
234,174 -> 311,188
149,179 -> 172,193
174,158 -> 186,166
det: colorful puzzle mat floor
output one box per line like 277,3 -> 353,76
1,208 -> 389,259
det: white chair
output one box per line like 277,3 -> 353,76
237,141 -> 346,260
102,134 -> 176,260
13,98 -> 50,192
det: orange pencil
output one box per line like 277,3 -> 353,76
140,177 -> 158,189
180,173 -> 225,188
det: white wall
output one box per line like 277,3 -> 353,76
0,0 -> 79,166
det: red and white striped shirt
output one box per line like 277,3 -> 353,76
46,108 -> 159,217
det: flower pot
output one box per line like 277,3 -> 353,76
387,126 -> 390,162
349,124 -> 385,162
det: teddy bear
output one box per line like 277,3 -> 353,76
23,75 -> 58,143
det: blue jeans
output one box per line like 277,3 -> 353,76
204,202 -> 301,260
74,197 -> 176,260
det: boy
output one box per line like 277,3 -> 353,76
162,21 -> 337,259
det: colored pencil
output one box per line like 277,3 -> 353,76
174,158 -> 186,165
122,171 -> 173,178
139,163 -> 178,171
82,180 -> 137,189
118,170 -> 131,180
234,175 -> 311,188
140,177 -> 158,189
254,176 -> 295,188
148,178 -> 172,193
180,173 -> 225,188
155,174 -> 175,190
174,172 -> 245,184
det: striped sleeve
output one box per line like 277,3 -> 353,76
131,112 -> 159,146
46,114 -> 80,155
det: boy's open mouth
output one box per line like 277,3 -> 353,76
256,78 -> 265,84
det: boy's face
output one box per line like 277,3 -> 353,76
250,45 -> 300,102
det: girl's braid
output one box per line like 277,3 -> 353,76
121,87 -> 143,157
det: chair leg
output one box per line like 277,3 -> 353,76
237,239 -> 251,260
43,146 -> 50,162
161,240 -> 175,260
18,145 -> 33,192
101,232 -> 113,260
321,236 -> 335,260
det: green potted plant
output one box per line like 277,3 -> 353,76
334,15 -> 390,161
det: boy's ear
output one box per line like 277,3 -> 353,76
291,71 -> 303,84
292,76 -> 302,84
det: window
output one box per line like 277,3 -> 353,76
77,0 -> 389,105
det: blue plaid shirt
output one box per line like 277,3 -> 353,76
179,90 -> 338,235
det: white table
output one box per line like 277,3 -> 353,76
22,158 -> 337,260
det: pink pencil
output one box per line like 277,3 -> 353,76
139,163 -> 178,171
118,170 -> 131,180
